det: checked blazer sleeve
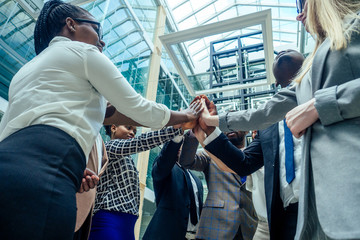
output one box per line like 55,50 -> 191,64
178,132 -> 210,172
106,126 -> 181,158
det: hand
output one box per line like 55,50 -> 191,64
181,100 -> 203,130
198,99 -> 216,135
197,96 -> 219,127
78,168 -> 99,193
192,125 -> 206,143
200,95 -> 217,116
285,98 -> 319,138
199,98 -> 210,119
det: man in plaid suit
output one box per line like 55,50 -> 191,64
179,130 -> 258,240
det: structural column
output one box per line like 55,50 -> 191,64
134,5 -> 167,240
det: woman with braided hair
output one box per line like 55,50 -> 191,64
0,0 -> 201,239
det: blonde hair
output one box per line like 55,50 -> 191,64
295,0 -> 360,83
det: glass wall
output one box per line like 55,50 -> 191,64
0,0 -> 36,99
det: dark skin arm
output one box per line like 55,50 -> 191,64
103,101 -> 203,128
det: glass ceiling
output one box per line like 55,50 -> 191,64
0,0 -> 309,103
164,0 -> 302,74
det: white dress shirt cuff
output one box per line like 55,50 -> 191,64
172,135 -> 183,143
203,127 -> 222,146
160,106 -> 171,128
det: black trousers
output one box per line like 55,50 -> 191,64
0,125 -> 86,240
281,202 -> 298,240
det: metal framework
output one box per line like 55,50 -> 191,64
160,9 -> 275,96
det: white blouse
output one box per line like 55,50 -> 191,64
0,37 -> 170,158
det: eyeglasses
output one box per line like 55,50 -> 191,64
73,18 -> 103,40
296,0 -> 303,14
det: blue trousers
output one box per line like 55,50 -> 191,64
89,210 -> 138,240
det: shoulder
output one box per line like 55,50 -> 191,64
49,37 -> 99,54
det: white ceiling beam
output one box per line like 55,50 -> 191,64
160,9 -> 275,97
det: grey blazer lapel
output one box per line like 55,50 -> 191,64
311,38 -> 331,93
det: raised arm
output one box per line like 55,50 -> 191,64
200,88 -> 297,132
152,140 -> 183,182
86,49 -> 201,129
286,29 -> 360,137
178,131 -> 210,172
105,127 -> 182,158
204,128 -> 264,177
103,101 -> 203,127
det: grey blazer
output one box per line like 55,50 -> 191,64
179,133 -> 257,240
219,18 -> 360,240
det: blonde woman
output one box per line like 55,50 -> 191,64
285,1 -> 360,239
200,0 -> 360,239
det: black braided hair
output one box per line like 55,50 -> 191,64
34,0 -> 89,55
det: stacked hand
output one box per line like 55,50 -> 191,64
189,95 -> 218,139
176,100 -> 203,130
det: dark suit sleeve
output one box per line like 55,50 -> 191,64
152,140 -> 183,182
205,133 -> 264,177
178,132 -> 210,171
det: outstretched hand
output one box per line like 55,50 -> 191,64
198,99 -> 216,135
195,95 -> 219,127
192,95 -> 218,116
180,100 -> 203,130
78,168 -> 99,193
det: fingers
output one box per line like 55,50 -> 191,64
190,100 -> 203,115
78,181 -> 84,193
78,178 -> 87,193
190,96 -> 201,104
83,177 -> 91,192
295,130 -> 306,138
92,175 -> 100,185
78,168 -> 99,192
208,101 -> 218,115
187,101 -> 203,122
84,168 -> 97,177
202,95 -> 211,106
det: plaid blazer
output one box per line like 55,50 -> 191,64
179,134 -> 258,240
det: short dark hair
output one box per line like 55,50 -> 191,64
34,0 -> 89,55
104,125 -> 112,137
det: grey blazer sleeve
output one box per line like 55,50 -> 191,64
314,33 -> 360,126
218,87 -> 297,132
178,132 -> 210,171
315,79 -> 360,125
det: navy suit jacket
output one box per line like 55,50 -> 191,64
143,140 -> 203,240
205,126 -> 285,239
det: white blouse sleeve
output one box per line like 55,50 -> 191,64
84,48 -> 170,129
